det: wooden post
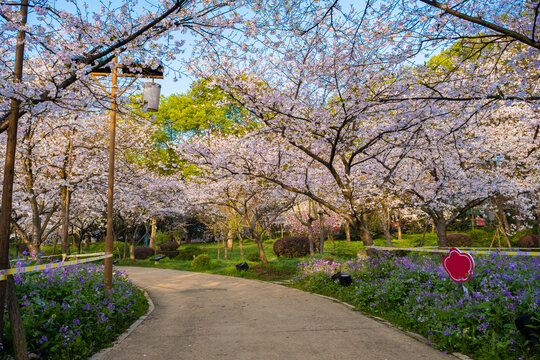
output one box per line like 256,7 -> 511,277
0,1 -> 29,357
104,57 -> 118,290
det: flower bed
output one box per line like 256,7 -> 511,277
291,253 -> 539,359
4,262 -> 148,359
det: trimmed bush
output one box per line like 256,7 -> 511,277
447,233 -> 472,247
246,252 -> 261,262
178,246 -> 204,260
159,241 -> 180,251
468,229 -> 488,243
134,247 -> 155,260
517,234 -> 540,248
192,254 -> 211,269
273,236 -> 314,258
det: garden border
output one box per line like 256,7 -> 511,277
89,289 -> 155,360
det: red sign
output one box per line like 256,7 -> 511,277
442,248 -> 475,283
475,217 -> 485,226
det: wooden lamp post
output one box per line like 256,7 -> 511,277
90,58 -> 163,289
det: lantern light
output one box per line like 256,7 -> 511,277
143,82 -> 161,112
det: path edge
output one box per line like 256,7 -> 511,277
89,289 -> 155,360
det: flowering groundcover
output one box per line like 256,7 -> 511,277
291,253 -> 539,360
4,262 -> 148,359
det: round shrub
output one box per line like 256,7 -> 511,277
517,234 -> 540,248
468,229 -> 488,243
192,254 -> 211,269
246,252 -> 261,262
159,241 -> 180,251
134,247 -> 155,260
446,233 -> 472,247
273,236 -> 313,258
178,246 -> 204,260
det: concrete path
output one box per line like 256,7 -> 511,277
99,267 -> 455,360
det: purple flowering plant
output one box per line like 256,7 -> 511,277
292,252 -> 539,359
3,261 -> 148,360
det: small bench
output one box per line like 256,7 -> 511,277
150,256 -> 166,264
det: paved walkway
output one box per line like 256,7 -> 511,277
98,267 -> 455,360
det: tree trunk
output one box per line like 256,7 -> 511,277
123,232 -> 127,260
514,202 -> 521,230
434,220 -> 448,247
214,224 -> 220,260
223,229 -> 228,260
227,227 -> 233,251
129,232 -> 135,262
83,234 -> 90,250
7,276 -> 27,360
237,230 -> 244,260
344,221 -> 351,244
357,226 -> 373,246
0,3 -> 29,355
379,210 -> 392,247
60,185 -> 71,255
319,212 -> 325,254
353,217 -> 373,246
255,237 -> 268,265
306,222 -> 315,257
494,195 -> 510,232
149,217 -> 157,248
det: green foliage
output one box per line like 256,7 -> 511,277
192,254 -> 211,269
155,231 -> 172,244
131,79 -> 256,175
246,252 -> 261,262
178,246 -> 205,260
467,229 -> 489,245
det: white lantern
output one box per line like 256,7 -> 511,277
143,82 -> 161,112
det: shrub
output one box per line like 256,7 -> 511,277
273,236 -> 314,258
178,246 -> 204,260
155,231 -> 171,244
134,247 -> 155,260
517,234 -> 540,248
159,241 -> 180,251
192,254 -> 211,269
468,229 -> 488,243
246,251 -> 261,262
446,233 -> 472,247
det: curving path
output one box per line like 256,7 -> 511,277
97,267 -> 455,360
